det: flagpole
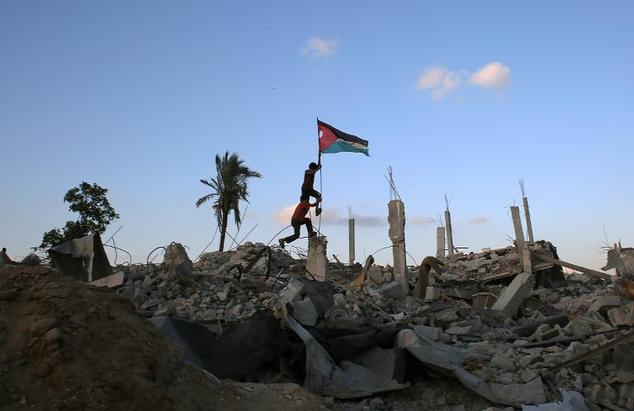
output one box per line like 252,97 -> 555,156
316,117 -> 321,165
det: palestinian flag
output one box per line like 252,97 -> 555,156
318,120 -> 369,156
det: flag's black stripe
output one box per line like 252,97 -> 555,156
318,120 -> 368,147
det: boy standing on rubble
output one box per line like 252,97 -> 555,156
302,162 -> 322,216
279,195 -> 318,248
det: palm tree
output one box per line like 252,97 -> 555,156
196,152 -> 262,252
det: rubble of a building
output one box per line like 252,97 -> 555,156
0,264 -> 330,410
4,234 -> 634,410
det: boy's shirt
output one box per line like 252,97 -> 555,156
292,200 -> 311,221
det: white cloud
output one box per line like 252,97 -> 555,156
274,205 -> 295,225
274,206 -> 384,227
301,37 -> 338,58
411,216 -> 435,225
467,216 -> 490,225
416,62 -> 511,99
415,67 -> 463,99
469,62 -> 510,89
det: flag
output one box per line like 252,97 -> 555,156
318,120 -> 369,156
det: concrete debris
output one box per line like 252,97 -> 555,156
48,234 -> 112,282
606,302 -> 634,327
163,242 -> 193,280
291,296 -> 319,326
282,305 -> 408,399
491,272 -> 535,317
90,270 -> 125,288
9,239 -> 634,410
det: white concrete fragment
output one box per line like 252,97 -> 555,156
280,279 -> 305,303
291,297 -> 319,326
491,272 -> 534,317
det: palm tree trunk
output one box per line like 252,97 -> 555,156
218,210 -> 229,252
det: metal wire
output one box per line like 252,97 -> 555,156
146,246 -> 166,275
103,244 -> 132,266
367,244 -> 420,267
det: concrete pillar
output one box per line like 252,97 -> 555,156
348,218 -> 355,265
436,226 -> 446,259
388,199 -> 407,296
511,206 -> 527,269
522,197 -> 535,245
445,210 -> 454,256
306,235 -> 328,281
510,206 -> 525,250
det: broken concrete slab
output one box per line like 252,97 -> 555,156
588,295 -> 622,315
49,234 -> 112,282
280,279 -> 305,304
90,270 -> 125,288
490,377 -> 546,406
606,303 -> 634,327
396,329 -> 513,406
412,325 -> 442,341
521,390 -> 589,410
150,312 -> 280,380
282,306 -> 408,398
564,317 -> 613,337
377,281 -> 405,299
491,272 -> 534,317
291,297 -> 319,327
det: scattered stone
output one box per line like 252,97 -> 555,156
606,302 -> 634,327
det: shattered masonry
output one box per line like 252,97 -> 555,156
3,235 -> 634,410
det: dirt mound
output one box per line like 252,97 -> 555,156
0,265 -> 329,411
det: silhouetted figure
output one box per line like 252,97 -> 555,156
279,195 -> 318,248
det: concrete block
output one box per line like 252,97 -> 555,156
280,279 -> 305,303
589,295 -> 622,315
607,302 -> 634,327
378,281 -> 405,299
90,270 -> 125,288
412,325 -> 442,341
491,272 -> 534,317
291,297 -> 319,326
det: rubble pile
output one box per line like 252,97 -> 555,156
8,236 -> 634,410
110,240 -> 634,409
120,243 -> 318,324
0,264 -> 330,410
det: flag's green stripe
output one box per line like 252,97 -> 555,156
321,140 -> 369,156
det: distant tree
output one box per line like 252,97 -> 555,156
196,152 -> 261,252
40,182 -> 119,248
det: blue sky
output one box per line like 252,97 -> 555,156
1,1 -> 633,269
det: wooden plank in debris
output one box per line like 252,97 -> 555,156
90,270 -> 124,288
535,255 -> 612,280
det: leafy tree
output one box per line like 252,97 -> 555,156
196,152 -> 261,252
40,182 -> 119,248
